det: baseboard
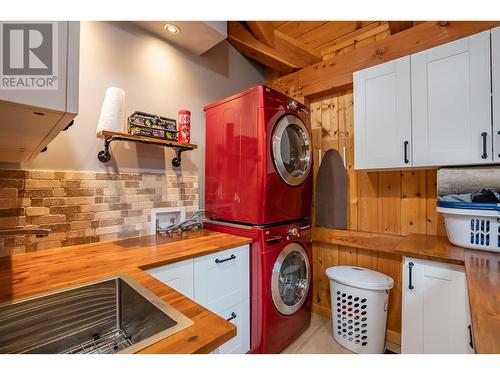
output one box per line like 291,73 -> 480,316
386,329 -> 401,345
312,303 -> 331,318
312,303 -> 402,353
385,329 -> 401,353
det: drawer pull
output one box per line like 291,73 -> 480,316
215,254 -> 236,264
227,312 -> 237,322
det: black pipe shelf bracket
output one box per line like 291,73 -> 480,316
97,130 -> 197,167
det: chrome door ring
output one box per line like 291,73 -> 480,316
272,115 -> 312,187
271,242 -> 310,315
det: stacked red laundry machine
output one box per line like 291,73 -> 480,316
204,85 -> 314,353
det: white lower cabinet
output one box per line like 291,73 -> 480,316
216,299 -> 250,354
146,245 -> 250,354
402,257 -> 474,354
194,246 -> 249,313
147,259 -> 194,300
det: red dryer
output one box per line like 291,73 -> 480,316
204,220 -> 312,354
204,85 -> 313,226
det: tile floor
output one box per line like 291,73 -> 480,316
281,313 -> 353,354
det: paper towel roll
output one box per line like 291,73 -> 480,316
96,87 -> 126,135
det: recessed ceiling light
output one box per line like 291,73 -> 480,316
163,23 -> 180,34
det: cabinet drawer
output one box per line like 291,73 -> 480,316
217,299 -> 250,354
194,245 -> 249,313
146,259 -> 194,300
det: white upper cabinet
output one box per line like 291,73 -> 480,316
354,56 -> 412,169
0,21 -> 79,162
0,22 -> 79,113
411,30 -> 492,167
354,30 -> 496,170
492,27 -> 500,162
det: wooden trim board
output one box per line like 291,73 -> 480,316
269,21 -> 500,99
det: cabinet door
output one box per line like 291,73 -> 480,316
402,257 -> 474,354
217,299 -> 250,354
0,21 -> 79,113
146,259 -> 194,300
194,245 -> 249,313
411,31 -> 492,167
492,27 -> 500,162
354,56 -> 412,169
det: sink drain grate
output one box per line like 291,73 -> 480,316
60,328 -> 132,354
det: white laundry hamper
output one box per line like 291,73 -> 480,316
436,200 -> 500,252
326,266 -> 393,354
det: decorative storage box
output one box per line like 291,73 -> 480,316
127,111 -> 177,141
437,201 -> 500,252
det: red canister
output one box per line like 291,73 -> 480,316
177,110 -> 191,143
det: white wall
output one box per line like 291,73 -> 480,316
0,21 -> 265,205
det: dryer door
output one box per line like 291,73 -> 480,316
271,242 -> 310,315
272,115 -> 312,186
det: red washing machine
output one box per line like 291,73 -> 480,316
204,220 -> 312,354
204,85 -> 313,226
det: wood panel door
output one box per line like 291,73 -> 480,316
492,26 -> 500,162
411,30 -> 492,167
402,257 -> 474,354
354,56 -> 412,170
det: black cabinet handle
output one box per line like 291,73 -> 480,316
408,262 -> 415,290
498,130 -> 500,158
468,324 -> 474,349
404,141 -> 409,164
215,254 -> 236,264
63,120 -> 75,131
227,312 -> 237,322
481,132 -> 488,159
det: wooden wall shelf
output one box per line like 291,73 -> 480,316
312,227 -> 465,265
97,130 -> 197,167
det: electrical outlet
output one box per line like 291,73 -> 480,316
150,207 -> 186,234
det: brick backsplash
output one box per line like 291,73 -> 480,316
0,170 -> 199,256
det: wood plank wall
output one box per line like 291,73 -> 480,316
310,90 -> 447,341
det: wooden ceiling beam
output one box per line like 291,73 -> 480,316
227,21 -> 321,74
288,21 -> 500,98
320,22 -> 389,57
388,21 -> 415,35
274,30 -> 322,60
247,21 -> 275,47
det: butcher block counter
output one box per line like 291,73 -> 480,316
0,229 -> 252,354
313,227 -> 500,354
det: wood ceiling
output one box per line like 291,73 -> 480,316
228,21 -> 419,74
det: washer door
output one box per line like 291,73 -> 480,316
272,115 -> 312,186
271,243 -> 310,315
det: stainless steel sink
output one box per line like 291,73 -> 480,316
0,276 -> 193,354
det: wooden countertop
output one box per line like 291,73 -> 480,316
313,227 -> 500,354
0,229 -> 252,354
